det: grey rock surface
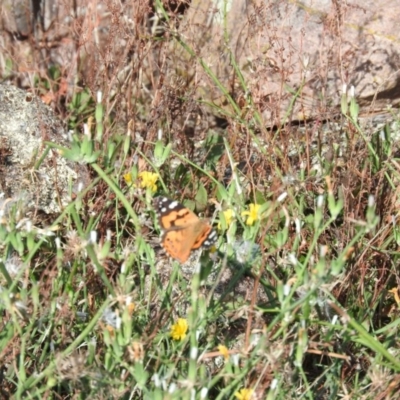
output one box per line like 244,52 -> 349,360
0,84 -> 89,214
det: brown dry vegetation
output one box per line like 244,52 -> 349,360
1,1 -> 400,399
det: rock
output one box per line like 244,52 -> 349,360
0,84 -> 89,214
181,0 -> 400,125
3,0 -> 399,128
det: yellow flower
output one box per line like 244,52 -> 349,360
241,203 -> 261,226
217,344 -> 229,360
124,172 -> 133,185
389,288 -> 400,306
124,171 -> 159,192
170,318 -> 188,341
235,388 -> 254,400
218,209 -> 235,230
138,171 -> 159,192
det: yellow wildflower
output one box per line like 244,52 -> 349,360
123,172 -> 133,185
170,318 -> 188,341
218,209 -> 235,230
217,344 -> 229,360
235,388 -> 254,400
138,171 -> 159,192
389,288 -> 400,306
124,171 -> 159,192
241,203 -> 261,226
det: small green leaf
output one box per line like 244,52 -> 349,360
350,97 -> 359,120
275,227 -> 289,248
133,363 -> 149,389
276,280 -> 284,303
154,141 -> 171,167
341,92 -> 348,115
195,182 -> 208,211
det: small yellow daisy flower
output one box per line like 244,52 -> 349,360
217,344 -> 229,360
138,171 -> 159,192
170,318 -> 188,341
241,203 -> 261,226
124,171 -> 159,192
123,172 -> 133,185
218,209 -> 235,230
235,388 -> 254,400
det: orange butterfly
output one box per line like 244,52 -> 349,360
153,196 -> 217,263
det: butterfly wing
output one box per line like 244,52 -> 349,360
161,221 -> 206,263
154,196 -> 217,263
191,223 -> 216,250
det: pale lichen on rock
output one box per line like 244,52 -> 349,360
0,84 -> 89,214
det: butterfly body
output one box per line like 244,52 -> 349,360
153,196 -> 217,263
